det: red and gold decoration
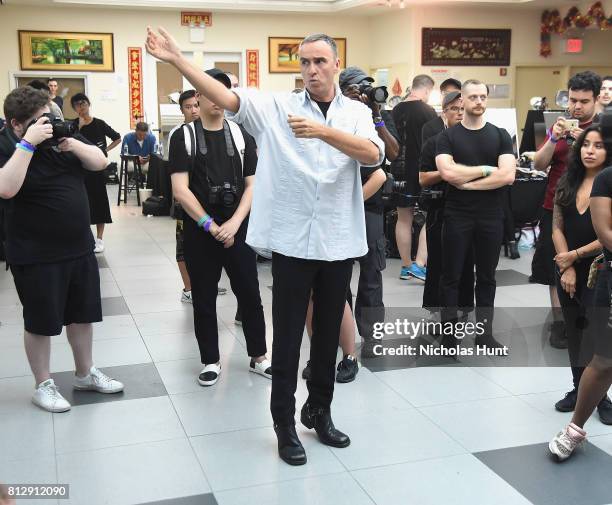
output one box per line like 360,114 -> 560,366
128,47 -> 143,129
181,11 -> 212,27
541,2 -> 612,57
246,49 -> 259,88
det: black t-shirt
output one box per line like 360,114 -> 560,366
392,101 -> 437,172
361,166 -> 384,214
0,128 -> 94,265
52,96 -> 64,111
315,100 -> 332,119
421,116 -> 444,144
436,122 -> 514,212
419,134 -> 445,194
76,118 -> 120,156
591,165 -> 612,260
168,121 -> 257,224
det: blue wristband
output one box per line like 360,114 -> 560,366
20,139 -> 36,152
16,141 -> 35,154
548,128 -> 558,144
374,120 -> 385,128
197,214 -> 210,227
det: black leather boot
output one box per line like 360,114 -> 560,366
274,424 -> 306,466
300,403 -> 350,448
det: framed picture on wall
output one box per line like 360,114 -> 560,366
18,31 -> 115,72
268,37 -> 346,73
422,28 -> 511,66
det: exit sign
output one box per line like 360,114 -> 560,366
564,38 -> 583,54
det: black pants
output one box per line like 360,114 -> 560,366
354,211 -> 386,340
556,262 -> 594,388
270,253 -> 353,425
440,209 -> 504,334
423,207 -> 475,310
183,219 -> 266,364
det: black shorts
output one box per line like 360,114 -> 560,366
530,208 -> 555,286
11,254 -> 102,336
176,219 -> 185,262
389,157 -> 420,208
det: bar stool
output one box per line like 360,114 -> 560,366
117,154 -> 144,206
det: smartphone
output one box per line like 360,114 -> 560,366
565,119 -> 579,131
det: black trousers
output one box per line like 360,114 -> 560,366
556,262 -> 594,388
270,253 -> 353,425
440,209 -> 504,334
354,211 -> 386,340
183,218 -> 266,364
423,207 -> 475,310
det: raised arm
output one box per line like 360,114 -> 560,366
146,27 -> 239,113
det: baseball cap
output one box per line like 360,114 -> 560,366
442,90 -> 462,109
339,66 -> 373,90
205,68 -> 232,89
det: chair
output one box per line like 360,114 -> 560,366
117,154 -> 144,206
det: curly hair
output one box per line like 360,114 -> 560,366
3,86 -> 50,125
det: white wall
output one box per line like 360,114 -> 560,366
0,4 -> 371,149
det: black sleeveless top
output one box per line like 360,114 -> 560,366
562,202 -> 597,253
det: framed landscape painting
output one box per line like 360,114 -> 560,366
422,28 -> 511,66
19,31 -> 115,72
268,37 -> 346,73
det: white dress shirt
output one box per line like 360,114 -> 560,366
226,86 -> 385,261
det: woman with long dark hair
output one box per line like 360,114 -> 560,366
550,117 -> 612,461
71,93 -> 121,253
550,125 -> 612,425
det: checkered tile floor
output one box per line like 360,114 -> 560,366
1,189 -> 612,505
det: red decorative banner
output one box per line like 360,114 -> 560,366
181,11 -> 212,27
128,47 -> 143,129
246,49 -> 259,88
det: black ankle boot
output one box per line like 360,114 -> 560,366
300,403 -> 350,448
274,424 -> 306,466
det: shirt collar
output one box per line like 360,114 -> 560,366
302,84 -> 344,106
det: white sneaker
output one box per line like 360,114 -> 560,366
249,358 -> 272,379
32,379 -> 71,413
73,366 -> 124,394
181,290 -> 193,304
94,238 -> 105,254
198,363 -> 221,386
549,423 -> 586,461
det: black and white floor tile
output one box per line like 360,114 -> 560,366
1,188 -> 611,505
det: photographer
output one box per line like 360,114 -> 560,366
436,79 -> 516,348
419,91 -> 474,314
532,71 -> 601,349
0,86 -> 123,413
168,69 -> 271,388
146,27 -> 383,466
340,67 -> 397,358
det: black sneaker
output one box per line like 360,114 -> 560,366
598,396 -> 612,425
336,355 -> 359,383
549,321 -> 568,349
302,360 -> 312,381
555,388 -> 578,412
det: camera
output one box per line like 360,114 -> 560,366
209,183 -> 238,208
357,83 -> 389,104
27,113 -> 78,149
381,173 -> 417,207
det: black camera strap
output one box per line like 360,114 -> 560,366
193,119 -> 239,188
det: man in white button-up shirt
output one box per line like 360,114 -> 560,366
146,28 -> 384,466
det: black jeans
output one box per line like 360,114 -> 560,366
556,262 -> 594,388
354,211 -> 386,340
270,253 -> 353,425
423,206 -> 475,310
183,218 -> 266,364
440,209 -> 504,334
